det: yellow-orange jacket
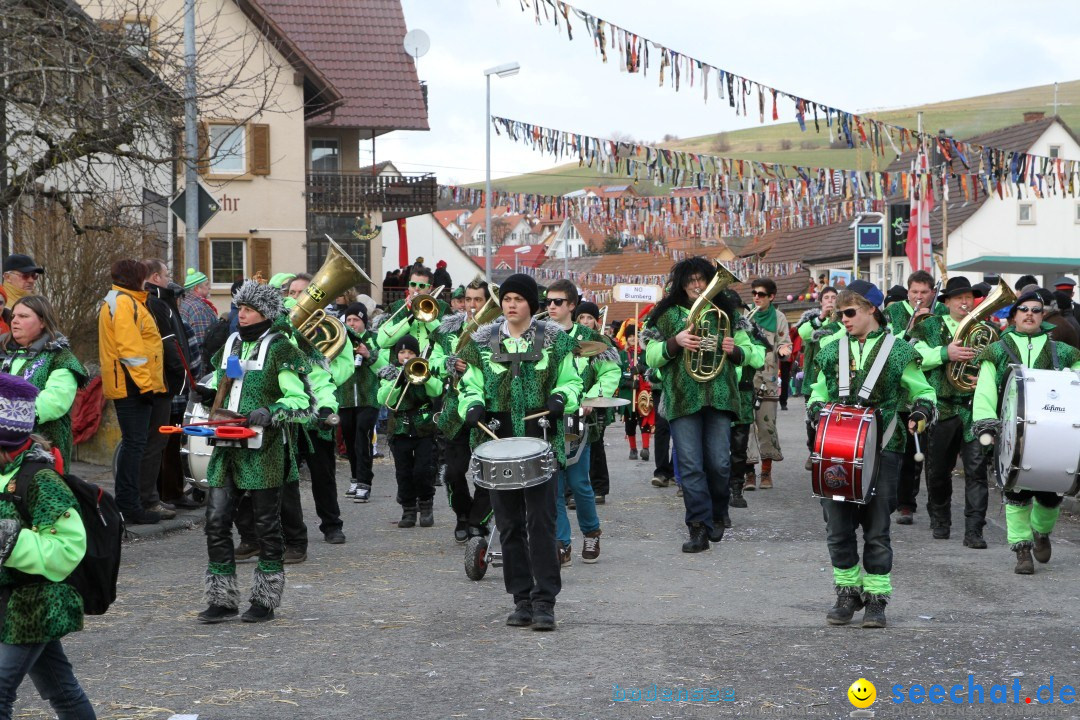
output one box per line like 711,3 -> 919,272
98,286 -> 165,399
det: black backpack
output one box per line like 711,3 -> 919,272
6,462 -> 123,615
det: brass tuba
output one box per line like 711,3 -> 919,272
290,239 -> 367,360
946,278 -> 1016,391
683,262 -> 740,381
455,284 -> 501,353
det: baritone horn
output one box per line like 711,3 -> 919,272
683,261 -> 739,381
946,278 -> 1016,392
290,237 -> 370,359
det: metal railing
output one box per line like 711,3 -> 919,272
306,171 -> 437,217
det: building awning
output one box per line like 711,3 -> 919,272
947,256 -> 1080,275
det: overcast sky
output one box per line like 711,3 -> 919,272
376,0 -> 1078,187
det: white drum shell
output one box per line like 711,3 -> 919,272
181,403 -> 212,489
469,437 -> 555,490
996,366 -> 1080,494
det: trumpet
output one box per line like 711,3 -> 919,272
391,355 -> 433,412
384,286 -> 446,328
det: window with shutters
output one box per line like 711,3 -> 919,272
209,238 -> 246,287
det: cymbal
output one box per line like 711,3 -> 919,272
574,340 -> 610,357
581,396 -> 631,408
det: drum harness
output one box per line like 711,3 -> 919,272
838,333 -> 899,448
488,320 -> 547,379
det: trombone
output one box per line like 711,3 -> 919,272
390,352 -> 433,412
383,285 -> 446,328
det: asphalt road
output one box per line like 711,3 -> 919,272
18,399 -> 1080,719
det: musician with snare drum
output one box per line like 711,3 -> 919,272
458,273 -> 582,631
972,288 -> 1080,576
807,280 -> 936,629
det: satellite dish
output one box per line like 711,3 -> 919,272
403,29 -> 430,59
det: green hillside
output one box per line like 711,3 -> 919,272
480,79 -> 1080,196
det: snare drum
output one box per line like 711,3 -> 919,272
996,366 -> 1080,494
468,437 -> 556,490
810,403 -> 880,504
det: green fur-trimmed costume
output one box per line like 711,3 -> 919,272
796,309 -> 842,397
336,328 -> 383,411
432,312 -> 467,440
0,335 -> 88,463
908,314 -> 985,441
568,324 -> 619,444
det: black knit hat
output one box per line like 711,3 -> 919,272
393,334 -> 420,363
499,273 -> 539,315
884,285 -> 908,306
344,302 -> 368,326
575,301 -> 601,321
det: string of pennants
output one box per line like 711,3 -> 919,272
504,0 -> 1079,167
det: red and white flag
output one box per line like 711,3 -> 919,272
906,150 -> 934,271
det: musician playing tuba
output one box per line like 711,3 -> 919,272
643,257 -> 755,554
806,280 -> 936,630
971,287 -> 1080,576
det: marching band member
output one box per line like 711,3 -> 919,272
743,279 -> 791,491
458,273 -> 582,631
909,277 -> 989,547
972,288 -> 1080,575
724,290 -> 767,517
450,285 -> 467,315
433,278 -> 494,542
644,257 -> 755,553
339,303 -> 385,504
796,287 -> 843,471
198,281 -> 313,624
374,264 -> 449,352
377,335 -> 443,529
545,282 -> 619,566
807,280 -> 936,629
615,322 -> 652,461
574,303 -> 614,505
882,271 -> 935,527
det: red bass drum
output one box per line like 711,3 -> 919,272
810,403 -> 880,504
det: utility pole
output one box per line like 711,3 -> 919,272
183,0 -> 199,272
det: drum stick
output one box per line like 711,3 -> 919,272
477,422 -> 499,441
912,431 -> 925,463
523,410 -> 550,422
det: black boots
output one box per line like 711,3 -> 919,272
531,602 -> 556,631
708,522 -> 725,543
398,503 -> 418,528
729,481 -> 747,508
506,600 -> 533,627
1032,531 -> 1052,563
454,517 -> 469,543
198,605 -> 238,624
860,594 -> 887,629
825,587 -> 864,625
963,532 -> 987,549
1014,542 -> 1035,574
241,602 -> 274,623
418,499 -> 435,528
681,522 -> 710,553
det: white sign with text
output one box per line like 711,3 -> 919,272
613,284 -> 663,303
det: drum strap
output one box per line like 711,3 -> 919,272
489,321 -> 544,378
838,334 -> 896,401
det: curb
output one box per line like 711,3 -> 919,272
124,509 -> 204,542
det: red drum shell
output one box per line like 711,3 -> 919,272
811,403 -> 879,504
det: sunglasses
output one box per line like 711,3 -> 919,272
751,291 -> 771,298
545,298 -> 567,307
839,308 -> 860,319
1015,306 -> 1044,314
408,281 -> 431,289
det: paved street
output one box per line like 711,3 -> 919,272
20,400 -> 1080,719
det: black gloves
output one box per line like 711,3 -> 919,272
546,393 -> 566,422
317,407 -> 339,428
807,401 -> 824,429
908,408 -> 930,434
247,407 -> 272,427
194,384 -> 217,406
465,404 -> 486,428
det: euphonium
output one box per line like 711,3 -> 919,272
455,285 -> 501,353
290,239 -> 367,359
946,278 -> 1016,392
683,262 -> 740,381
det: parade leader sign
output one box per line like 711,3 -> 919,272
614,284 -> 663,303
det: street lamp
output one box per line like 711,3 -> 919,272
514,244 -> 531,274
484,61 -> 520,281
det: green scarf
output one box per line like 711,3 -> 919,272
755,304 -> 778,334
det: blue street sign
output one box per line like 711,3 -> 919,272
856,224 -> 883,253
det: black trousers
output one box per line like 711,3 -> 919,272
236,480 -> 309,552
895,413 -> 925,513
589,435 -> 610,496
390,434 -> 435,506
490,474 -> 561,606
652,390 -> 674,478
296,430 -> 343,535
926,415 -> 988,534
444,429 -> 491,527
339,406 -> 379,486
779,360 -> 792,409
207,481 -> 284,569
730,422 -> 751,486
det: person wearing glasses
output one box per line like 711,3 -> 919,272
909,277 -> 989,547
807,280 -> 936,628
0,255 -> 44,331
374,264 -> 450,354
972,288 -> 1080,576
644,257 -> 756,553
458,273 -> 582,631
743,278 -> 791,491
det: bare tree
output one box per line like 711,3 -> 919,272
490,217 -> 512,248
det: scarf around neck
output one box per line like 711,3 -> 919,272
755,303 -> 778,334
237,318 -> 273,342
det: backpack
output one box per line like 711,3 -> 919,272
7,462 -> 123,615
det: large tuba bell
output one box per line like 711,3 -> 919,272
290,238 -> 368,359
683,261 -> 740,381
946,278 -> 1016,391
455,284 -> 501,353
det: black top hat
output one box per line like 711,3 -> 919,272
937,277 -> 983,302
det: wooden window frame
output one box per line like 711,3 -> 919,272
206,235 -> 249,288
204,121 -> 251,180
309,137 -> 341,172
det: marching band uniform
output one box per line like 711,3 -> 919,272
575,302 -> 613,503
725,294 -> 767,515
972,289 -> 1080,574
377,335 -> 443,529
744,293 -> 790,491
807,280 -> 936,628
458,273 -> 582,631
199,282 -> 313,624
909,277 -> 989,547
644,259 -> 755,552
796,303 -> 844,470
338,308 -> 386,504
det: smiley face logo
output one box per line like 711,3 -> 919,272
848,678 -> 876,709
